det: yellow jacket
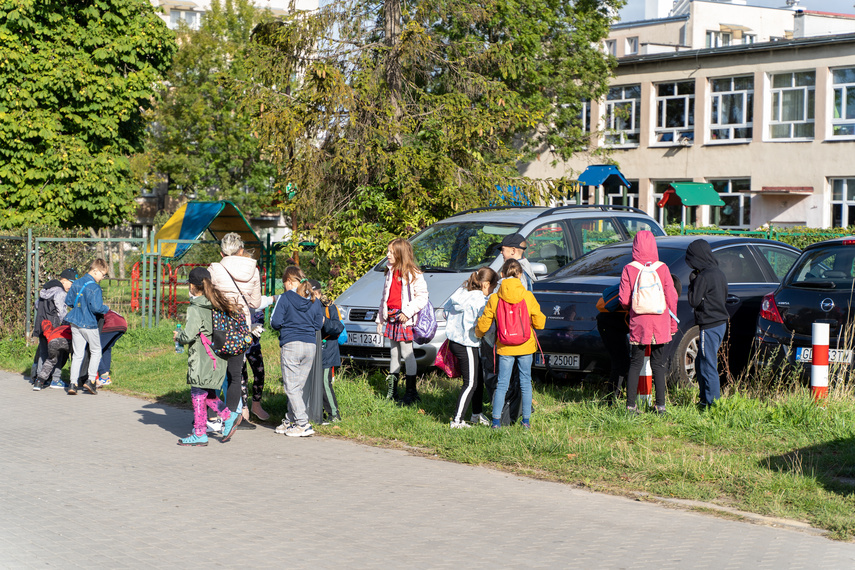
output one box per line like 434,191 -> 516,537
476,278 -> 546,356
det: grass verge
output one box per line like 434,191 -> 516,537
6,322 -> 855,540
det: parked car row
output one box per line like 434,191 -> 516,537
334,204 -> 855,386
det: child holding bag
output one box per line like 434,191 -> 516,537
442,267 -> 497,428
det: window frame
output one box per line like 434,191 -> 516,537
830,178 -> 855,228
708,178 -> 752,229
706,30 -> 731,48
709,75 -> 754,144
768,71 -> 816,141
653,80 -> 695,145
603,85 -> 641,148
625,36 -> 639,56
604,39 -> 617,56
831,67 -> 855,139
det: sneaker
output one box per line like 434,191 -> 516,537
491,418 -> 502,429
32,382 -> 42,391
654,406 -> 667,416
274,420 -> 294,435
521,420 -> 531,430
284,423 -> 315,437
97,372 -> 112,387
470,413 -> 490,426
177,433 -> 208,447
50,379 -> 67,390
83,381 -> 98,395
206,418 -> 224,434
67,384 -> 77,395
221,412 -> 242,442
450,420 -> 471,429
626,405 -> 640,416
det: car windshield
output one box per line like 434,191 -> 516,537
552,245 -> 685,278
374,221 -> 522,273
787,245 -> 855,289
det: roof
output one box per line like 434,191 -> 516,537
576,165 -> 632,188
149,200 -> 262,259
658,183 -> 725,207
446,205 -> 655,224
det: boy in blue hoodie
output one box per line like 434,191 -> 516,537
65,259 -> 110,395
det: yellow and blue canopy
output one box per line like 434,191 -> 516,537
148,200 -> 262,259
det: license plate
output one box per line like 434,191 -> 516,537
795,347 -> 854,364
347,332 -> 385,347
534,352 -> 580,370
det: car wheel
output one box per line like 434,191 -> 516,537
669,326 -> 699,387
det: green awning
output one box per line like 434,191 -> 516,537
658,183 -> 725,207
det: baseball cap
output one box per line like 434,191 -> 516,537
307,279 -> 322,291
59,268 -> 78,281
188,267 -> 211,287
500,233 -> 527,250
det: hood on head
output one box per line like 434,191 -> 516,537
631,230 -> 659,264
685,239 -> 717,270
39,281 -> 65,300
497,278 -> 527,304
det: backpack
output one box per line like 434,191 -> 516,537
596,283 -> 623,313
496,297 -> 531,346
629,261 -> 666,315
211,309 -> 252,358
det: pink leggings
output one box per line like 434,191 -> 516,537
190,387 -> 230,436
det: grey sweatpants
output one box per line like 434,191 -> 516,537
68,325 -> 101,386
280,341 -> 317,426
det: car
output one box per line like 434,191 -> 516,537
755,236 -> 855,376
336,205 -> 666,370
532,236 -> 801,385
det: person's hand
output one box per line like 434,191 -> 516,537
397,312 -> 408,323
173,331 -> 178,340
251,324 -> 264,338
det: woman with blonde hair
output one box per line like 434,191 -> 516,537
376,238 -> 429,406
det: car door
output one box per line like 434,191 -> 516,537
523,221 -> 573,275
566,217 -> 624,259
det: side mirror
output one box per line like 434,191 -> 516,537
530,262 -> 549,276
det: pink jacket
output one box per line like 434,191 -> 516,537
618,231 -> 678,345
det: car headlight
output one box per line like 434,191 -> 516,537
338,306 -> 349,321
434,307 -> 447,323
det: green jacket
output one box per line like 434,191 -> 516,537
176,295 -> 226,390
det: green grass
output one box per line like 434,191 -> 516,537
7,323 -> 855,539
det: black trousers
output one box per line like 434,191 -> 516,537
448,341 -> 480,423
626,343 -> 668,408
596,312 -> 630,398
241,341 -> 265,403
225,354 -> 244,411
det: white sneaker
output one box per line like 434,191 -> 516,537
470,413 -> 490,426
450,420 -> 471,429
284,423 -> 315,437
275,420 -> 294,435
206,419 -> 223,434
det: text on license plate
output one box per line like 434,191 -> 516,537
347,332 -> 385,347
534,353 -> 580,369
795,347 -> 854,364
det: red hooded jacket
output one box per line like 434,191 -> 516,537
618,231 -> 678,345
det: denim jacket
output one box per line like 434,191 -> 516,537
65,274 -> 109,329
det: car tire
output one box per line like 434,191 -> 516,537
669,326 -> 699,388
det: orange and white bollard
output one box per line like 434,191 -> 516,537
811,322 -> 829,401
637,345 -> 653,407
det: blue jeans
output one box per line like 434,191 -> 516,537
696,323 -> 726,406
493,354 -> 533,422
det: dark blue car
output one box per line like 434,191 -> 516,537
532,236 -> 800,385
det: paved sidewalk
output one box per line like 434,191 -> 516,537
2,369 -> 854,569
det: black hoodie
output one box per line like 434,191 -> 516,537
685,240 -> 729,329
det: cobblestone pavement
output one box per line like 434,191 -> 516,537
2,369 -> 854,568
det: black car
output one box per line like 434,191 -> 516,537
532,236 -> 801,385
755,237 -> 855,374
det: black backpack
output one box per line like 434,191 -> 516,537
211,309 -> 252,358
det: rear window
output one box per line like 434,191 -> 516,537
552,246 -> 684,278
787,245 -> 855,289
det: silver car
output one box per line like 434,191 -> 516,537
335,205 -> 665,370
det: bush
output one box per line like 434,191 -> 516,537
668,224 -> 855,250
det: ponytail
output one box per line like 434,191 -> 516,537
283,265 -> 315,302
201,278 -> 238,315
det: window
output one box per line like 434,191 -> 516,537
706,31 -> 731,48
617,217 -> 661,239
603,85 -> 641,147
527,223 -> 572,273
568,219 -> 622,255
626,37 -> 639,55
755,245 -> 799,280
769,71 -> 815,139
717,246 -> 766,283
832,67 -> 855,137
394,221 -> 521,272
579,100 -> 592,134
168,9 -> 202,30
604,40 -> 616,56
605,180 -> 638,209
742,34 -> 756,45
831,178 -> 855,227
710,76 -> 753,142
710,179 -> 751,228
655,81 -> 694,144
654,180 -> 696,227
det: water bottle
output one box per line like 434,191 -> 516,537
175,324 -> 184,354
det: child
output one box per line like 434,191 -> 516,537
376,238 -> 429,406
309,280 -> 345,424
271,266 -> 324,437
174,267 -> 241,446
476,259 -> 545,429
65,259 -> 110,395
31,268 -> 77,388
618,230 -> 678,415
443,267 -> 497,428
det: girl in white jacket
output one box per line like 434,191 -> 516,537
443,267 -> 498,428
376,238 -> 429,406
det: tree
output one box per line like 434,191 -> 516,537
139,0 -> 282,217
0,0 -> 176,229
239,0 -> 621,293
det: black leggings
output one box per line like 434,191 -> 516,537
626,343 -> 668,408
448,341 -> 480,422
241,342 -> 265,403
225,354 -> 244,411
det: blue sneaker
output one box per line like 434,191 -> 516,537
177,433 -> 208,447
221,412 -> 242,442
49,379 -> 68,390
491,418 -> 502,429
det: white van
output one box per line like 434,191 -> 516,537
335,205 -> 665,370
